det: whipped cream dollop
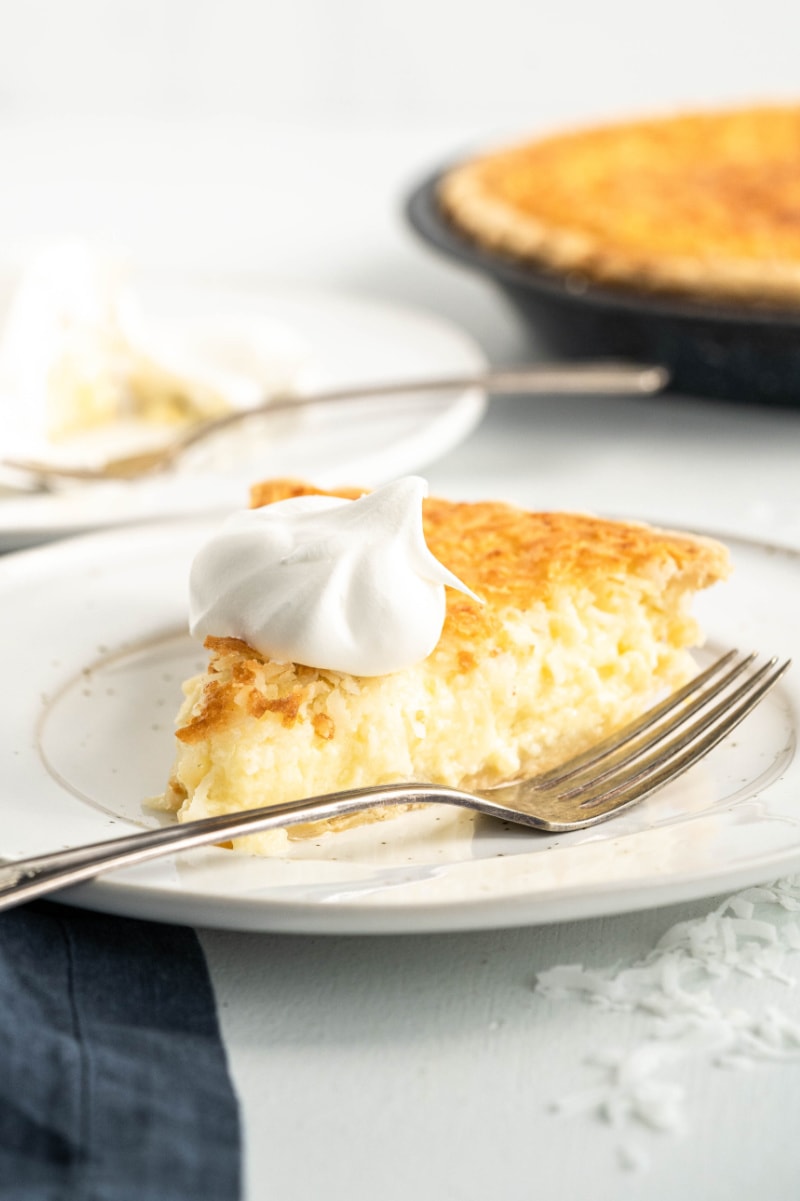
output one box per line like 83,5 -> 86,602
189,477 -> 480,676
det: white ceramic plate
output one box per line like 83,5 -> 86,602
3,520 -> 798,934
0,285 -> 487,550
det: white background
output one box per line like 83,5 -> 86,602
0,0 -> 797,366
0,0 -> 796,129
0,0 -> 797,281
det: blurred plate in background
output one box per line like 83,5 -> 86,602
0,284 -> 487,550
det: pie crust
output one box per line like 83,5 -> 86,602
439,106 -> 800,306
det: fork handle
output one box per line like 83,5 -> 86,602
183,360 -> 669,442
293,362 -> 671,400
0,784 -> 480,912
166,361 -> 668,464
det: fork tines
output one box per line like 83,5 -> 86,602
535,651 -> 791,811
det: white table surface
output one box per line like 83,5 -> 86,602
5,118 -> 800,1198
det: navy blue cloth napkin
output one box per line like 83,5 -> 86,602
0,902 -> 241,1201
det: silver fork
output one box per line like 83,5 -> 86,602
0,650 -> 788,912
0,360 -> 667,485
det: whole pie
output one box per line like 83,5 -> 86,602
439,105 -> 800,305
156,478 -> 730,855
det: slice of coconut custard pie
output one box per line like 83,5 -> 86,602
155,477 -> 730,854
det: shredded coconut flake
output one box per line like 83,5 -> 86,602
617,1140 -> 651,1173
537,875 -> 800,1170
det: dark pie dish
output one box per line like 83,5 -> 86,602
406,105 -> 800,403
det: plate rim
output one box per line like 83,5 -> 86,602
50,846 -> 800,935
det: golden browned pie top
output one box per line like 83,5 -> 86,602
171,479 -> 730,747
439,105 -> 800,304
249,479 -> 730,648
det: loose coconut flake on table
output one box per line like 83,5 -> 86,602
535,877 -> 800,1171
